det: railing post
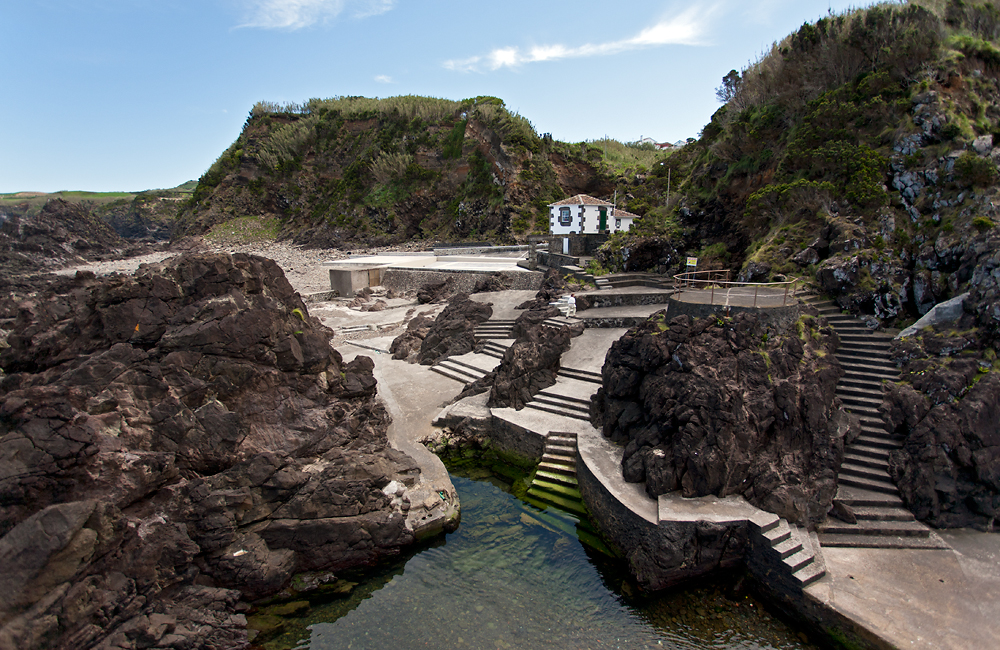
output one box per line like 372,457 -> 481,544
711,282 -> 715,305
783,283 -> 789,306
753,285 -> 758,308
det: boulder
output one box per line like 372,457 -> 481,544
591,311 -> 846,527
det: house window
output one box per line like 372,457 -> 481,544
558,207 -> 571,226
615,218 -> 621,229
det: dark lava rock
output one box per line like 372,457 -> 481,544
884,311 -> 1000,529
515,270 -> 569,311
591,311 -> 847,527
414,293 -> 492,365
0,253 -> 422,649
486,321 -> 573,410
416,278 -> 457,304
473,272 -> 516,293
0,199 -> 127,273
389,314 -> 436,362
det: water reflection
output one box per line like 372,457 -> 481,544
251,470 -> 819,650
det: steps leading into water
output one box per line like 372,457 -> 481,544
524,432 -> 613,554
801,295 -> 949,551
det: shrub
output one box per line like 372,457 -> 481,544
954,151 -> 998,187
973,216 -> 996,232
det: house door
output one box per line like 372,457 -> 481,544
598,208 -> 608,232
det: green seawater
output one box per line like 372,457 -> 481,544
251,468 -> 820,650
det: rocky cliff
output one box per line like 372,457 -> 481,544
883,235 -> 1000,529
0,253 -> 430,649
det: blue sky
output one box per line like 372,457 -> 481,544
1,0 -> 878,193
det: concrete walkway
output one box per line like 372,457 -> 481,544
338,338 -> 462,538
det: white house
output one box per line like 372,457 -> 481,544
548,194 -> 640,235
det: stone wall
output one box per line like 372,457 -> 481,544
381,268 -> 542,294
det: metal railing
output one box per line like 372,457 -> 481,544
673,269 -> 800,308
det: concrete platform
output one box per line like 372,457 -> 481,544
560,328 -> 628,373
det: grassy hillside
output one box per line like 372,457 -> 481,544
600,0 -> 1000,327
175,95 -> 668,246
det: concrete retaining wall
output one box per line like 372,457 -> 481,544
381,268 -> 543,294
665,295 -> 801,330
487,414 -> 546,462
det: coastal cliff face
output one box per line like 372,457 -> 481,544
0,254 -> 425,649
883,238 -> 1000,529
591,311 -> 849,527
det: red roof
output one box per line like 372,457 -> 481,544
548,194 -> 613,207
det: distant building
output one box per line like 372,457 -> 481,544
548,194 -> 641,235
638,136 -> 675,151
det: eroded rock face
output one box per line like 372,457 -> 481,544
884,312 -> 1000,529
0,253 -> 423,649
591,312 -> 847,527
0,199 -> 128,273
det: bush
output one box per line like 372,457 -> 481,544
954,151 -> 998,187
973,216 -> 996,232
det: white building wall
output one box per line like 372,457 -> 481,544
549,203 -> 612,235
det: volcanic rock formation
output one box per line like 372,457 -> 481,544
0,253 -> 430,649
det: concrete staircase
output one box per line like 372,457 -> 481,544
478,339 -> 514,361
751,515 -> 828,588
474,319 -> 516,341
429,351 -> 499,384
542,315 -> 584,330
524,432 -> 613,553
523,373 -> 599,422
803,296 -> 949,550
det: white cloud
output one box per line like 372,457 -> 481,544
444,5 -> 717,72
374,74 -> 393,83
236,0 -> 395,30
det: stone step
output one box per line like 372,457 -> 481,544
526,487 -> 587,516
525,402 -> 591,421
851,506 -> 916,522
848,443 -> 892,462
836,351 -> 895,367
547,433 -> 578,446
837,392 -> 885,410
842,367 -> 899,382
837,337 -> 892,350
853,433 -> 902,450
557,367 -> 603,384
843,452 -> 890,471
840,461 -> 893,483
839,474 -> 900,496
541,452 -> 575,466
817,533 -> 951,550
819,519 -> 931,537
772,536 -> 804,560
430,364 -> 478,384
763,519 -> 792,546
834,484 -> 905,507
842,405 -> 882,421
445,355 -> 498,375
546,444 -> 577,457
836,384 -> 885,400
537,389 -> 592,407
538,461 -> 576,476
839,377 -> 889,391
531,479 -> 582,500
783,547 -> 817,573
792,560 -> 827,587
533,396 -> 590,416
535,469 -> 578,486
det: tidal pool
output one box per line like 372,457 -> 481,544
252,468 -> 820,650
